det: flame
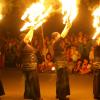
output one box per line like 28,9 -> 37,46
96,36 -> 100,45
0,2 -> 3,20
0,14 -> 3,20
20,0 -> 79,42
20,2 -> 52,31
92,7 -> 100,39
20,2 -> 52,43
23,27 -> 34,43
60,0 -> 78,38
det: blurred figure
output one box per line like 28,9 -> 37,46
93,45 -> 100,99
19,37 -> 41,100
0,48 -> 5,99
72,59 -> 82,73
45,52 -> 55,71
0,72 -> 5,99
80,59 -> 91,74
53,32 -> 70,100
89,46 -> 94,64
48,32 -> 60,58
36,45 -> 45,72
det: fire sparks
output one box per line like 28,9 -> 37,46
60,0 -> 78,24
60,0 -> 78,38
20,0 -> 79,42
96,36 -> 100,46
92,7 -> 100,40
23,27 -> 34,43
20,2 -> 52,31
0,2 -> 3,20
20,2 -> 52,43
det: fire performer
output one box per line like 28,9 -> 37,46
53,1 -> 78,99
93,45 -> 100,99
19,34 -> 42,100
52,32 -> 70,100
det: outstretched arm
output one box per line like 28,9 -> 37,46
61,21 -> 72,38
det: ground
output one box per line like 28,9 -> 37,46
0,68 -> 94,100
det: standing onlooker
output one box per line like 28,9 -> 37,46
89,46 -> 94,64
0,45 -> 5,98
93,45 -> 100,99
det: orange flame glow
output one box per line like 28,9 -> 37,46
23,27 -> 34,43
0,3 -> 3,20
20,2 -> 52,31
96,36 -> 100,45
60,0 -> 78,38
92,7 -> 100,40
20,2 -> 52,43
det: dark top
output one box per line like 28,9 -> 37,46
53,38 -> 66,61
20,41 -> 37,71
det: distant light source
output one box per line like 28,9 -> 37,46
51,66 -> 56,71
0,14 -> 3,20
92,7 -> 100,39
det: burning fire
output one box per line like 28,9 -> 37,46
20,2 -> 52,43
92,7 -> 100,40
0,2 -> 3,20
20,2 -> 52,31
20,0 -> 78,42
60,0 -> 78,38
23,27 -> 34,43
96,36 -> 100,45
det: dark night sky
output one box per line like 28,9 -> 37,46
0,0 -> 99,38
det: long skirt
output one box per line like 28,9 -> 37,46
56,68 -> 70,100
0,80 -> 5,96
23,70 -> 41,100
93,69 -> 100,99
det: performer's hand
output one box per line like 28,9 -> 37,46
24,37 -> 30,44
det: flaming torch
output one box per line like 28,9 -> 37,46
0,2 -> 3,20
20,2 -> 52,43
60,0 -> 78,38
92,7 -> 100,40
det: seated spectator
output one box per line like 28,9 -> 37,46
45,53 -> 55,71
89,46 -> 94,65
71,46 -> 80,63
72,59 -> 82,73
80,59 -> 91,74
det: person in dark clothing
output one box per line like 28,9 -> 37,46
0,77 -> 5,98
93,45 -> 100,99
0,48 -> 5,98
53,32 -> 70,100
19,40 -> 41,100
56,68 -> 70,100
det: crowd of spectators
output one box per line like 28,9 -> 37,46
0,31 -> 97,74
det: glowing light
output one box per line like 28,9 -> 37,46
92,7 -> 100,39
0,14 -> 3,20
51,66 -> 56,71
20,2 -> 52,31
23,27 -> 34,43
60,0 -> 78,38
20,1 -> 53,43
0,3 -> 3,20
96,37 -> 100,45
